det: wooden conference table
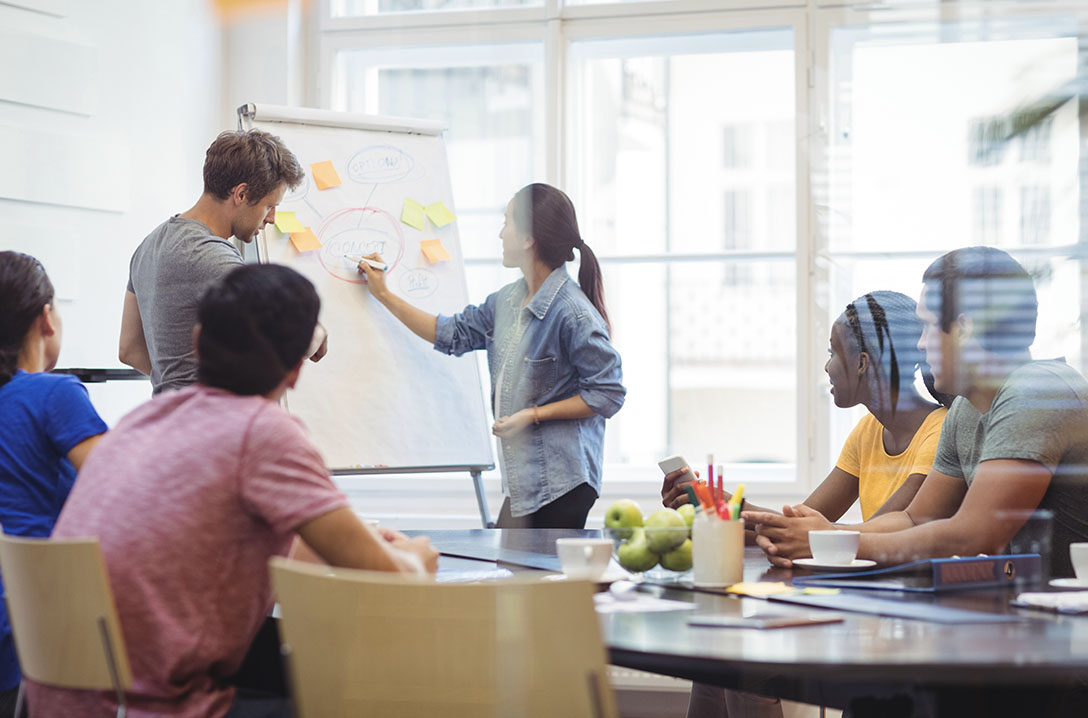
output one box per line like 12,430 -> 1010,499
405,528 -> 1088,718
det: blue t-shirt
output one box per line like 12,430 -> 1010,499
0,370 -> 106,690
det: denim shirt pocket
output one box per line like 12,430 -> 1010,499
522,356 -> 558,405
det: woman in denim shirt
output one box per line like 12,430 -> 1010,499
359,183 -> 625,528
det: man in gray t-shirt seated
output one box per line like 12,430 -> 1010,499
748,246 -> 1088,578
120,130 -> 326,393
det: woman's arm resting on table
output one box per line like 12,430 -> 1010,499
297,506 -> 439,575
801,467 -> 861,523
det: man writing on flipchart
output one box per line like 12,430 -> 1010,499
120,130 -> 328,392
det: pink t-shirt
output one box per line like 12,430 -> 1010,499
26,385 -> 348,718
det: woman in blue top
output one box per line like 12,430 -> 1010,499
0,252 -> 107,715
359,183 -> 625,528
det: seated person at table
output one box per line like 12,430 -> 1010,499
664,290 -> 951,718
26,264 -> 438,718
748,246 -> 1088,579
664,290 -> 951,524
0,252 -> 107,718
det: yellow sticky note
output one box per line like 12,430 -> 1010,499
424,201 -> 457,228
801,587 -> 841,595
311,160 -> 342,190
401,198 -> 425,230
289,227 -> 322,253
274,211 -> 305,234
420,238 -> 452,264
724,582 -> 794,597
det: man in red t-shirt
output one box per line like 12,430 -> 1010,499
28,264 -> 437,718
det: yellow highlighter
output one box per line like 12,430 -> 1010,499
729,484 -> 746,521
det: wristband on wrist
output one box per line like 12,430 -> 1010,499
532,406 -> 540,425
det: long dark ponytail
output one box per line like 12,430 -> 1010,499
511,183 -> 611,334
841,290 -> 955,413
0,252 -> 54,388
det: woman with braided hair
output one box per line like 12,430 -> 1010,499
664,290 -> 951,718
664,289 -> 951,521
359,183 -> 625,528
0,251 -> 107,716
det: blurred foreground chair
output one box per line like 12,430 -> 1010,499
0,535 -> 130,718
270,557 -> 617,718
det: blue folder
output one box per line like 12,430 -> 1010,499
791,553 -> 1042,593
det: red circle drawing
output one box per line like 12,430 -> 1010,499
315,207 -> 406,284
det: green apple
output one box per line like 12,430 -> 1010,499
617,529 -> 659,572
604,499 -> 644,539
660,538 -> 693,572
644,508 -> 688,553
677,504 -> 696,537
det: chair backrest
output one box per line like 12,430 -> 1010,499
0,534 -> 132,690
270,558 -> 617,718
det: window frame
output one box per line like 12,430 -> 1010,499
313,0 -> 1088,513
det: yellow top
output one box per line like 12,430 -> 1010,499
835,407 -> 947,520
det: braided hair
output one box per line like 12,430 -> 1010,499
0,252 -> 55,388
841,290 -> 955,413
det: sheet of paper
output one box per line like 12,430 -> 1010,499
593,593 -> 696,614
274,211 -> 305,234
289,227 -> 322,252
310,160 -> 342,190
424,201 -> 457,227
401,198 -> 426,230
420,238 -> 452,263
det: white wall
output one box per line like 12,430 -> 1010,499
0,0 -> 224,420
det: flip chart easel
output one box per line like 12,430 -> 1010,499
238,103 -> 496,527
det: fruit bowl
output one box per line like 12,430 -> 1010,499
604,526 -> 692,582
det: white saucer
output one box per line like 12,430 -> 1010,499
793,558 -> 877,572
1049,578 -> 1088,589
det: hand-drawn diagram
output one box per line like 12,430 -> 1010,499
399,268 -> 439,299
347,146 -> 416,184
284,175 -> 320,215
316,207 -> 405,284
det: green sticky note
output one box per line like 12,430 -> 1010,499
401,198 -> 426,230
274,211 -> 305,234
424,201 -> 457,228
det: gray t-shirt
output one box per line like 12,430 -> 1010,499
933,360 -> 1088,577
127,217 -> 243,393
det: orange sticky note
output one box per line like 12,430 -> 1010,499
420,238 -> 451,263
289,227 -> 322,252
311,160 -> 341,190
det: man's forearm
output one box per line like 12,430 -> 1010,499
853,510 -> 917,534
859,516 -> 988,566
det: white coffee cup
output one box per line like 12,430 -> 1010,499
556,538 -> 613,581
1070,543 -> 1088,581
809,529 -> 860,565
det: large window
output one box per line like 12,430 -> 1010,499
567,29 -> 797,467
318,1 -> 1088,510
822,13 -> 1083,458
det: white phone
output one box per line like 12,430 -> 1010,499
657,455 -> 691,476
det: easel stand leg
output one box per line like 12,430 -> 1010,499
471,471 -> 494,528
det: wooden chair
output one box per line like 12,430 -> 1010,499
0,535 -> 131,718
270,557 -> 618,718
